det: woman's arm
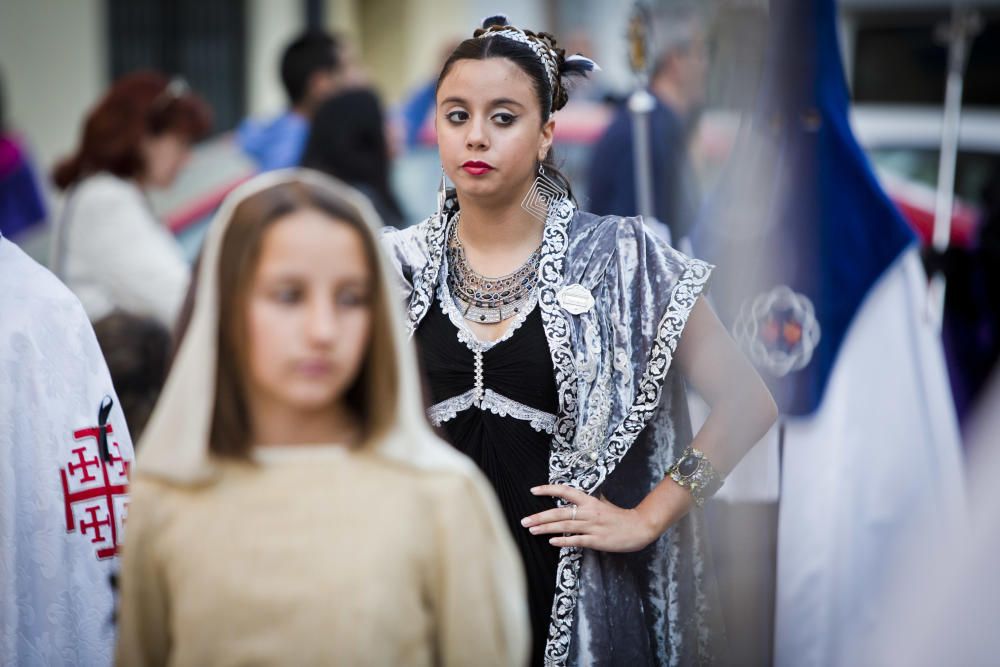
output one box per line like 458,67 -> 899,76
524,296 -> 778,551
673,296 -> 779,475
631,296 -> 777,535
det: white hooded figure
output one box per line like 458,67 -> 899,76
114,170 -> 529,666
0,233 -> 135,666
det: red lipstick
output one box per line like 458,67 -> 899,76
462,160 -> 494,176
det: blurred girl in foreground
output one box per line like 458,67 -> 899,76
115,170 -> 528,666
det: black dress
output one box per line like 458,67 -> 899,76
416,294 -> 560,666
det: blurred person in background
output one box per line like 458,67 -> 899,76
93,312 -> 171,444
301,87 -> 405,228
51,71 -> 211,328
0,65 -> 47,240
237,30 -> 363,172
587,8 -> 707,248
115,170 -> 528,666
0,232 -> 135,667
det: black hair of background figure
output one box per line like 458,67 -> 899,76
300,88 -> 404,227
93,311 -> 171,445
281,31 -> 342,106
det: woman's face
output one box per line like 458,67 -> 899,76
141,132 -> 192,189
435,57 -> 554,206
245,208 -> 374,420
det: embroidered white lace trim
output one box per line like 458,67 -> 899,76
481,389 -> 557,434
426,388 -> 557,435
426,389 -> 476,426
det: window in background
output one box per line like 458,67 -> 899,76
107,0 -> 246,134
852,10 -> 1000,107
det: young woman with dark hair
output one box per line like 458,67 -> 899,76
115,170 -> 528,666
382,16 -> 778,666
51,71 -> 211,326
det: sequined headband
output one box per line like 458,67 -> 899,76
478,26 -> 559,95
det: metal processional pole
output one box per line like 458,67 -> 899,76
928,6 -> 981,330
627,4 -> 667,242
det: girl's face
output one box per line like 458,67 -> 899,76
436,58 -> 554,206
245,208 -> 373,421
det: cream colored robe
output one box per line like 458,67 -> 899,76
116,450 -> 524,666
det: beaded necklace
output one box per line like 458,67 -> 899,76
446,215 -> 542,324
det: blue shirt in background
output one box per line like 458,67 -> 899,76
236,111 -> 309,172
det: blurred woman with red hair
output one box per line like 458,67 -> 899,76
52,71 -> 211,327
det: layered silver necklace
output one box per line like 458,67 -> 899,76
446,215 -> 542,324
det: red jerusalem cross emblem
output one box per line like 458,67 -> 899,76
60,398 -> 131,560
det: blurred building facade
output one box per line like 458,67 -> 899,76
1,0 -> 633,172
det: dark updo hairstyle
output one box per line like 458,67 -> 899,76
435,15 -> 594,204
53,71 -> 211,191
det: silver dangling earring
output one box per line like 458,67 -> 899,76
436,166 -> 448,221
521,162 -> 567,222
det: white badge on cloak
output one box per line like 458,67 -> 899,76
558,284 -> 595,315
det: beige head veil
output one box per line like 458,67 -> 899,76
138,168 -> 474,481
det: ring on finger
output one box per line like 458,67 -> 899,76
570,504 -> 577,521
